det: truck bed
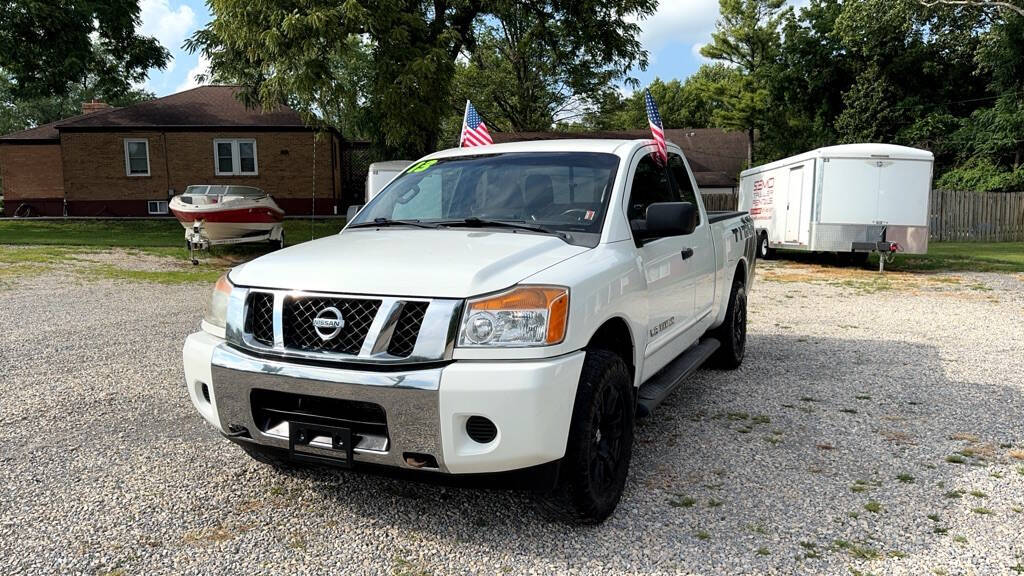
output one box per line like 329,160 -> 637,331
706,210 -> 748,224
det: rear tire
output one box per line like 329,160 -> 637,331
711,279 -> 747,369
542,350 -> 634,524
758,232 -> 774,260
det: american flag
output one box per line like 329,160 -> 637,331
645,89 -> 667,164
460,100 -> 493,147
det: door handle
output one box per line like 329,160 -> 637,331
680,247 -> 694,260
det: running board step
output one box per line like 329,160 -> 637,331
635,338 -> 720,418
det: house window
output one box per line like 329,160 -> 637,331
213,139 -> 258,176
124,139 -> 150,176
147,200 -> 168,215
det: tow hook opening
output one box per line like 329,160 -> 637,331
403,452 -> 439,469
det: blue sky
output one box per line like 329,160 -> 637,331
137,0 -> 211,95
139,0 -> 802,97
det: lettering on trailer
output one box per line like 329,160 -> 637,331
649,316 -> 675,338
751,176 -> 774,221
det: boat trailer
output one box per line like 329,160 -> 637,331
185,220 -> 285,265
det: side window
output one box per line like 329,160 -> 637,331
668,153 -> 701,225
627,154 -> 678,222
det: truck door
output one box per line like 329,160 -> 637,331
668,153 -> 716,320
627,151 -> 698,365
784,166 -> 805,243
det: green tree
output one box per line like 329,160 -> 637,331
0,69 -> 154,136
186,0 -> 655,157
758,0 -> 851,161
451,1 -> 650,133
587,66 -> 741,131
934,9 -> 1024,190
700,0 -> 790,166
315,36 -> 375,141
832,0 -> 988,145
0,0 -> 169,100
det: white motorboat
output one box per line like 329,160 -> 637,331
170,185 -> 285,241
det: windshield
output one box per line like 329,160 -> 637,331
184,185 -> 265,197
349,152 -> 620,244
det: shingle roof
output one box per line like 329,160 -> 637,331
58,85 -> 308,130
2,86 -> 313,143
492,128 -> 748,187
0,115 -> 81,142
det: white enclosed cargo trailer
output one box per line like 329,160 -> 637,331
365,160 -> 413,202
738,144 -> 933,258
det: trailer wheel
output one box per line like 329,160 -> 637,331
269,231 -> 285,250
758,232 -> 774,260
710,278 -> 747,369
541,350 -> 634,524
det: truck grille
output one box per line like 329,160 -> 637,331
236,290 -> 459,364
387,301 -> 428,357
282,296 -> 381,355
247,292 -> 275,346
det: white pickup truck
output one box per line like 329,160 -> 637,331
183,139 -> 756,523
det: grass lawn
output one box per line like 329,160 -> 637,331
873,242 -> 1024,273
0,218 -> 347,284
0,218 -> 346,247
0,219 -> 1021,275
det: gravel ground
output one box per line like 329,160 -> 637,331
1,256 -> 1023,575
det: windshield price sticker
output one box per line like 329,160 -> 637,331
406,160 -> 438,174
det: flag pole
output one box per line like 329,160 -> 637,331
456,99 -> 470,148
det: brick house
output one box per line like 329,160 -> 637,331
0,86 -> 347,217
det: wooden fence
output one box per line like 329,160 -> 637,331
703,193 -> 738,212
929,189 -> 1024,242
700,190 -> 1024,242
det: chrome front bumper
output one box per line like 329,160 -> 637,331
185,330 -> 586,475
209,344 -> 448,471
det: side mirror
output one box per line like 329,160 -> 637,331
345,204 -> 363,222
642,202 -> 697,240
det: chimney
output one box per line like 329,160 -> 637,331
81,100 -> 112,115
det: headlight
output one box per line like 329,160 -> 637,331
204,273 -> 233,329
458,285 -> 569,347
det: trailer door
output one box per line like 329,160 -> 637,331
874,159 -> 930,226
784,166 -> 805,242
819,159 -> 879,225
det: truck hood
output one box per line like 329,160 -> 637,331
229,228 -> 589,298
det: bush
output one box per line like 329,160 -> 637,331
936,157 -> 1024,192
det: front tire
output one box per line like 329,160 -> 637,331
543,350 -> 634,524
711,279 -> 747,369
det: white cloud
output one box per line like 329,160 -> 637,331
790,0 -> 812,13
632,0 -> 721,54
175,53 -> 210,92
139,0 -> 195,51
691,42 -> 710,64
630,0 -> 808,81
